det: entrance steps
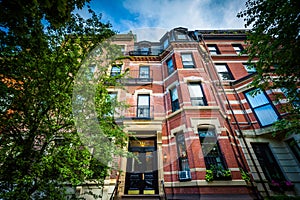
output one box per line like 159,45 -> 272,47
120,194 -> 161,200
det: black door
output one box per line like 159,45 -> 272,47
125,138 -> 158,195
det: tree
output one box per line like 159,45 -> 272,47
0,0 -> 128,199
238,0 -> 300,135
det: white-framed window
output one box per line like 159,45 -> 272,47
177,34 -> 187,40
233,44 -> 244,54
245,89 -> 279,126
215,64 -> 233,80
243,63 -> 256,74
139,66 -> 150,79
111,65 -> 121,77
188,83 -> 207,106
170,87 -> 179,112
176,132 -> 191,181
137,94 -> 150,118
181,53 -> 194,68
207,45 -> 220,55
167,57 -> 175,74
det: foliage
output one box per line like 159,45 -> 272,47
240,168 -> 251,182
237,0 -> 300,136
0,0 -> 128,199
205,165 -> 231,182
205,170 -> 214,182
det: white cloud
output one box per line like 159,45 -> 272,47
121,0 -> 247,41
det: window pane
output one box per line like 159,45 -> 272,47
245,90 -> 269,108
138,95 -> 150,118
243,64 -> 256,73
167,59 -> 174,74
215,64 -> 228,72
138,95 -> 149,106
176,133 -> 190,172
163,39 -> 169,49
208,45 -> 219,55
199,128 -> 226,169
255,105 -> 278,126
181,54 -> 194,68
171,87 -> 178,100
139,66 -> 150,78
188,84 -> 203,97
111,65 -> 121,76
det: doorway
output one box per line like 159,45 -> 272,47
125,138 -> 158,195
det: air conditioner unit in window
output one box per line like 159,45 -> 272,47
178,171 -> 191,181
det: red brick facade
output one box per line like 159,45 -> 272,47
110,27 -> 300,199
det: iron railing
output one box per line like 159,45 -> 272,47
124,70 -> 153,85
119,105 -> 154,119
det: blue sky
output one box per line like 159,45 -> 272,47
77,0 -> 247,41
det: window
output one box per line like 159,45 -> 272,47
215,64 -> 233,80
139,66 -> 150,79
233,44 -> 244,54
176,133 -> 191,181
199,128 -> 226,169
170,87 -> 179,112
137,94 -> 150,118
207,45 -> 220,55
177,34 -> 187,40
252,143 -> 284,182
281,88 -> 300,108
287,138 -> 300,164
243,63 -> 256,74
181,53 -> 194,68
111,65 -> 121,77
167,58 -> 175,74
163,39 -> 169,49
107,93 -> 117,116
188,83 -> 207,106
139,47 -> 150,55
245,89 -> 279,126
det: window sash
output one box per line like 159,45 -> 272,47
176,133 -> 190,171
199,129 -> 226,169
245,90 -> 278,126
170,87 -> 179,112
111,66 -> 121,76
181,54 -> 194,68
137,95 -> 150,118
167,59 -> 174,74
254,105 -> 278,126
208,46 -> 219,55
138,95 -> 149,106
188,83 -> 207,106
243,64 -> 256,73
139,66 -> 150,78
215,64 -> 232,80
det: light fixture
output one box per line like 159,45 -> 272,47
163,153 -> 167,162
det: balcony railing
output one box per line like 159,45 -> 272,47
127,48 -> 163,56
124,70 -> 153,85
119,105 -> 154,120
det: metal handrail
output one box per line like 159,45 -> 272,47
109,180 -> 120,200
161,180 -> 168,200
